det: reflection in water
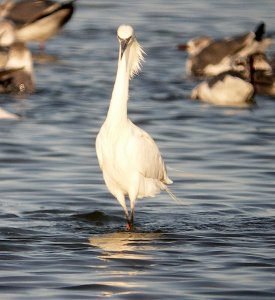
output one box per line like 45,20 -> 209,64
89,231 -> 161,260
88,232 -> 162,297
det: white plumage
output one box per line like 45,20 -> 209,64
96,25 -> 172,230
0,0 -> 75,50
191,71 -> 254,107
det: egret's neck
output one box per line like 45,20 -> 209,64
106,55 -> 129,125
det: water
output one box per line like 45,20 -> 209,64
1,0 -> 275,299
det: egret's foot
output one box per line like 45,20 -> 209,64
126,221 -> 134,231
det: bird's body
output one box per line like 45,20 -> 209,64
180,23 -> 272,77
0,19 -> 35,94
0,41 -> 35,94
96,25 -> 172,229
191,70 -> 254,107
0,18 -> 17,47
1,0 -> 75,49
254,70 -> 275,97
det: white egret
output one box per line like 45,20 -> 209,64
96,25 -> 173,230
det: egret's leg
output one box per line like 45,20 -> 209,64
129,206 -> 134,230
129,189 -> 137,231
116,194 -> 130,227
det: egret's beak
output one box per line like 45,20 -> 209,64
120,39 -> 128,59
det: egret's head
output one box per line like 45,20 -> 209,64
117,25 -> 134,40
117,24 -> 144,79
117,25 -> 135,59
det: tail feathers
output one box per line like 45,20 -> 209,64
139,176 -> 189,205
138,178 -> 165,198
164,186 -> 179,203
164,186 -> 190,205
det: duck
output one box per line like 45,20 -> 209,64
0,19 -> 35,94
191,70 -> 255,107
0,17 -> 16,47
179,22 -> 272,77
190,51 -> 275,106
0,0 -> 75,51
0,41 -> 35,94
253,71 -> 275,97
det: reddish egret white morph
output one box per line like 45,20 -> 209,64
96,25 -> 173,230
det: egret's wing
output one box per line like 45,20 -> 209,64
126,122 -> 167,181
95,131 -> 103,170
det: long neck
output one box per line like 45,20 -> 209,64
106,55 -> 129,124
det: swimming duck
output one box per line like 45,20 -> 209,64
0,0 -> 75,51
179,22 -> 272,77
0,41 -> 35,94
191,70 -> 254,107
0,19 -> 34,94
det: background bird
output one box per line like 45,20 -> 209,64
96,25 -> 173,230
0,0 -> 75,52
191,70 -> 255,107
0,19 -> 35,94
0,41 -> 35,94
248,52 -> 275,97
179,22 -> 272,77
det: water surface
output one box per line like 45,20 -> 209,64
0,1 -> 275,299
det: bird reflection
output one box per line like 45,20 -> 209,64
89,231 -> 161,260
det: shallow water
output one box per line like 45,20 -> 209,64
1,0 -> 275,299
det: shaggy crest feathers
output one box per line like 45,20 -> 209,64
129,39 -> 145,79
117,24 -> 145,79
